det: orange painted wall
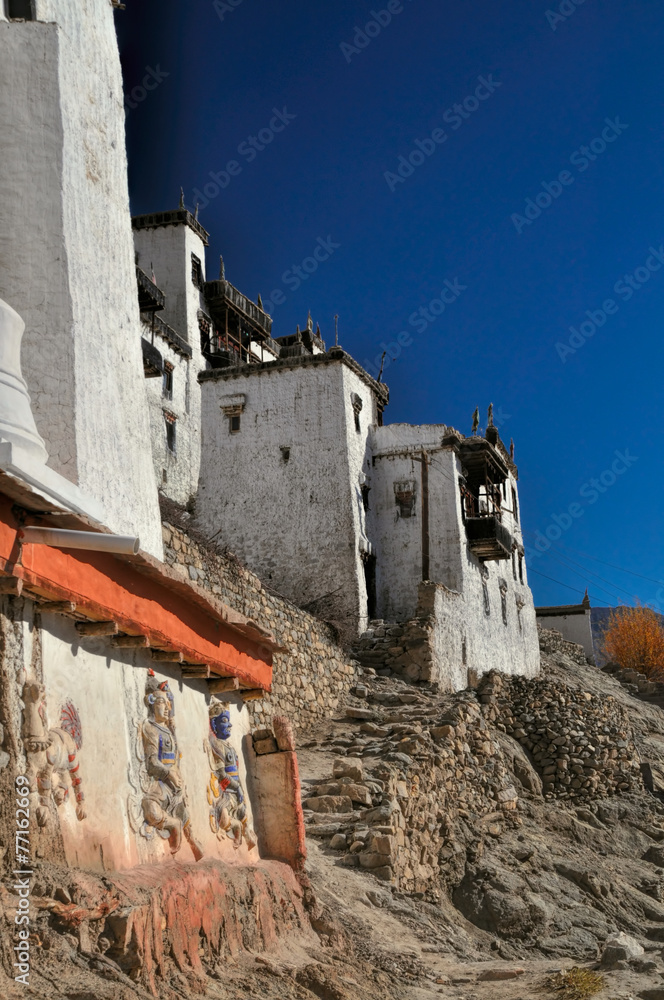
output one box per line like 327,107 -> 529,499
0,496 -> 272,688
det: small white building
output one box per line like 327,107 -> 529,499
535,593 -> 595,663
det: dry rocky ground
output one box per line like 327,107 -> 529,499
4,634 -> 664,1000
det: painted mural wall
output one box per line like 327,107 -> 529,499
21,609 -> 261,873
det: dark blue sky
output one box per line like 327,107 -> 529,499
117,0 -> 664,612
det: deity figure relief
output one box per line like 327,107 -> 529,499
133,673 -> 203,860
23,683 -> 86,827
206,698 -> 256,850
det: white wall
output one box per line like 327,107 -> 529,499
133,222 -> 208,349
0,6 -> 163,556
536,612 -> 594,660
142,323 -> 200,505
368,425 -> 539,683
39,612 -> 257,872
196,358 -> 377,635
134,222 -> 209,505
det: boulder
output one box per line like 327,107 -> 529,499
601,932 -> 645,966
477,969 -> 525,981
346,707 -> 374,720
302,795 -> 353,814
338,782 -> 372,806
272,715 -> 296,752
333,758 -> 364,782
512,758 -> 542,796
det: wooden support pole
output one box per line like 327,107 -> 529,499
208,676 -> 240,694
240,689 -> 265,702
150,649 -> 183,662
0,577 -> 22,596
75,621 -> 118,637
181,664 -> 210,678
111,635 -> 149,648
38,601 -> 77,615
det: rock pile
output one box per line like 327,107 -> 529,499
302,677 -> 524,893
479,670 -> 642,799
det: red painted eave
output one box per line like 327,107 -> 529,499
0,496 -> 273,690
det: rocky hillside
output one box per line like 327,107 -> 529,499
4,631 -> 664,999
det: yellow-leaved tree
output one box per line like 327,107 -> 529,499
602,604 -> 664,679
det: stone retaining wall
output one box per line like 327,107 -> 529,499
302,682 -> 525,895
536,625 -> 589,665
160,513 -> 361,733
479,669 -> 642,799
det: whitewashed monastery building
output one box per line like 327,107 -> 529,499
0,0 -> 539,692
133,203 -> 538,685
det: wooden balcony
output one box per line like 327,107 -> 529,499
136,266 -> 166,313
464,516 -> 512,561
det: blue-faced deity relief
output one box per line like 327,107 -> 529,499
206,697 -> 256,850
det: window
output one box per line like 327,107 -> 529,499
162,362 -> 173,401
351,393 -> 363,433
518,553 -> 524,584
361,483 -> 370,511
191,253 -> 203,288
512,549 -> 517,581
8,0 -> 34,18
499,580 -> 508,626
512,487 -> 519,523
164,412 -> 177,454
229,414 -> 241,434
198,312 -> 211,353
280,446 -> 290,463
394,480 -> 416,518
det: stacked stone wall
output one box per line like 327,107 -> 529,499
303,684 -> 523,895
479,669 -> 642,799
353,617 -> 434,682
302,649 -> 643,894
537,624 -> 589,665
161,517 -> 361,733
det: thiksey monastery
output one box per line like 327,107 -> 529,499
0,0 -> 539,987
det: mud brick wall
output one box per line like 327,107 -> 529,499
161,520 -> 361,733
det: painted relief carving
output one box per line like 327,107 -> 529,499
23,684 -> 86,827
206,698 -> 256,850
128,672 -> 203,860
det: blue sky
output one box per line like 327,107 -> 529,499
117,0 -> 664,612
